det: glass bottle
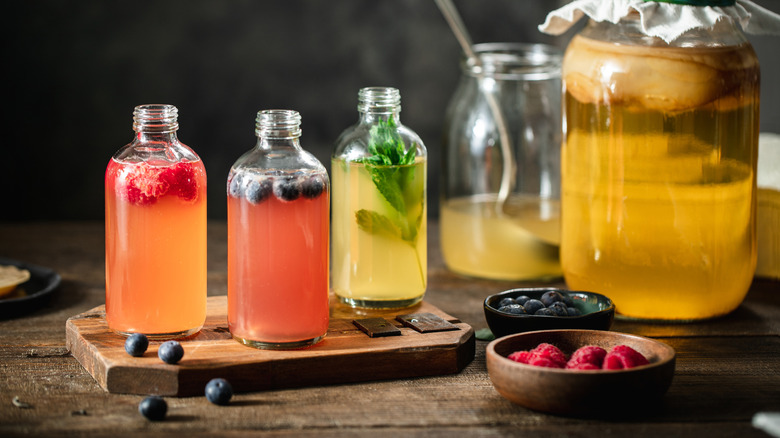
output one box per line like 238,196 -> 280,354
561,7 -> 760,320
441,43 -> 563,281
332,87 -> 427,308
105,104 -> 207,338
227,109 -> 330,349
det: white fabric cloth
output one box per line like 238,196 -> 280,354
539,0 -> 780,43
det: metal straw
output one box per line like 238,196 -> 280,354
434,0 -> 515,214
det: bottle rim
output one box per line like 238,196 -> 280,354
132,104 -> 179,133
357,87 -> 401,114
464,43 -> 562,81
255,109 -> 302,138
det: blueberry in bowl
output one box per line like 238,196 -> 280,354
484,288 -> 614,338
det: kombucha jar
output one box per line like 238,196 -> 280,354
332,87 -> 427,309
227,110 -> 330,349
560,8 -> 760,320
105,104 -> 207,338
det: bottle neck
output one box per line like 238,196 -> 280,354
358,110 -> 401,125
357,87 -> 402,125
255,109 -> 303,150
133,104 -> 180,147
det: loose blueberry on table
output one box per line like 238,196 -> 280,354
158,340 -> 184,364
124,333 -> 149,357
138,396 -> 167,421
205,378 -> 234,406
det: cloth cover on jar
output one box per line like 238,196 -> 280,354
539,0 -> 780,43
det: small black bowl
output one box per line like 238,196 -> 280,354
484,288 -> 614,338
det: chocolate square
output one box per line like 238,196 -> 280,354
352,318 -> 402,337
396,313 -> 459,333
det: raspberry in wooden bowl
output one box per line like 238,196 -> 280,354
486,329 -> 675,416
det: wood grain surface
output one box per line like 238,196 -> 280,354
1,221 -> 779,437
65,297 -> 475,396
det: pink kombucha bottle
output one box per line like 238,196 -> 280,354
227,110 -> 329,349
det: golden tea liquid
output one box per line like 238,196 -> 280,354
441,194 -> 561,281
561,35 -> 759,320
331,158 -> 427,308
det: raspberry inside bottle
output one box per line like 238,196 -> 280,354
105,104 -> 207,339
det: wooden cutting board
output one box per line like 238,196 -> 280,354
66,296 -> 475,397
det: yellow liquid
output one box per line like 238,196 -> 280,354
331,158 -> 426,308
441,195 -> 561,281
562,36 -> 759,320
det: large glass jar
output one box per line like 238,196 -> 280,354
332,87 -> 427,309
441,43 -> 563,281
561,11 -> 760,320
227,110 -> 330,349
105,104 -> 207,339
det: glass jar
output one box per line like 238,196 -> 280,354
105,104 -> 207,338
332,87 -> 427,308
441,43 -> 563,281
561,10 -> 760,320
227,110 -> 330,349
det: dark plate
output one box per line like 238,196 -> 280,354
484,288 -> 614,338
0,257 -> 61,318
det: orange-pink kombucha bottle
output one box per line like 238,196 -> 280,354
105,104 -> 207,339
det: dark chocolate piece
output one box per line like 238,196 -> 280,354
395,313 -> 459,333
352,318 -> 402,338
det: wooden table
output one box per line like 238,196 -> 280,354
1,221 -> 779,437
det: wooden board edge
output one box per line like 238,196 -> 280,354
171,323 -> 477,397
66,299 -> 477,397
65,308 -> 111,393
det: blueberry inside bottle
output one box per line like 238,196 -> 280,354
227,109 -> 330,349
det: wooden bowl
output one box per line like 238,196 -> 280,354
486,330 -> 676,416
484,288 -> 614,338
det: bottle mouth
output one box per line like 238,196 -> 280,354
255,109 -> 302,138
465,43 -> 562,81
133,104 -> 179,133
358,87 -> 401,113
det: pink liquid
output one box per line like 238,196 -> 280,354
105,158 -> 207,337
227,176 -> 329,348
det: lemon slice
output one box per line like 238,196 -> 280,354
0,265 -> 31,297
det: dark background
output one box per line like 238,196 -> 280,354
3,0 -> 779,221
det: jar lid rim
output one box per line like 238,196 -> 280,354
463,43 -> 562,80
